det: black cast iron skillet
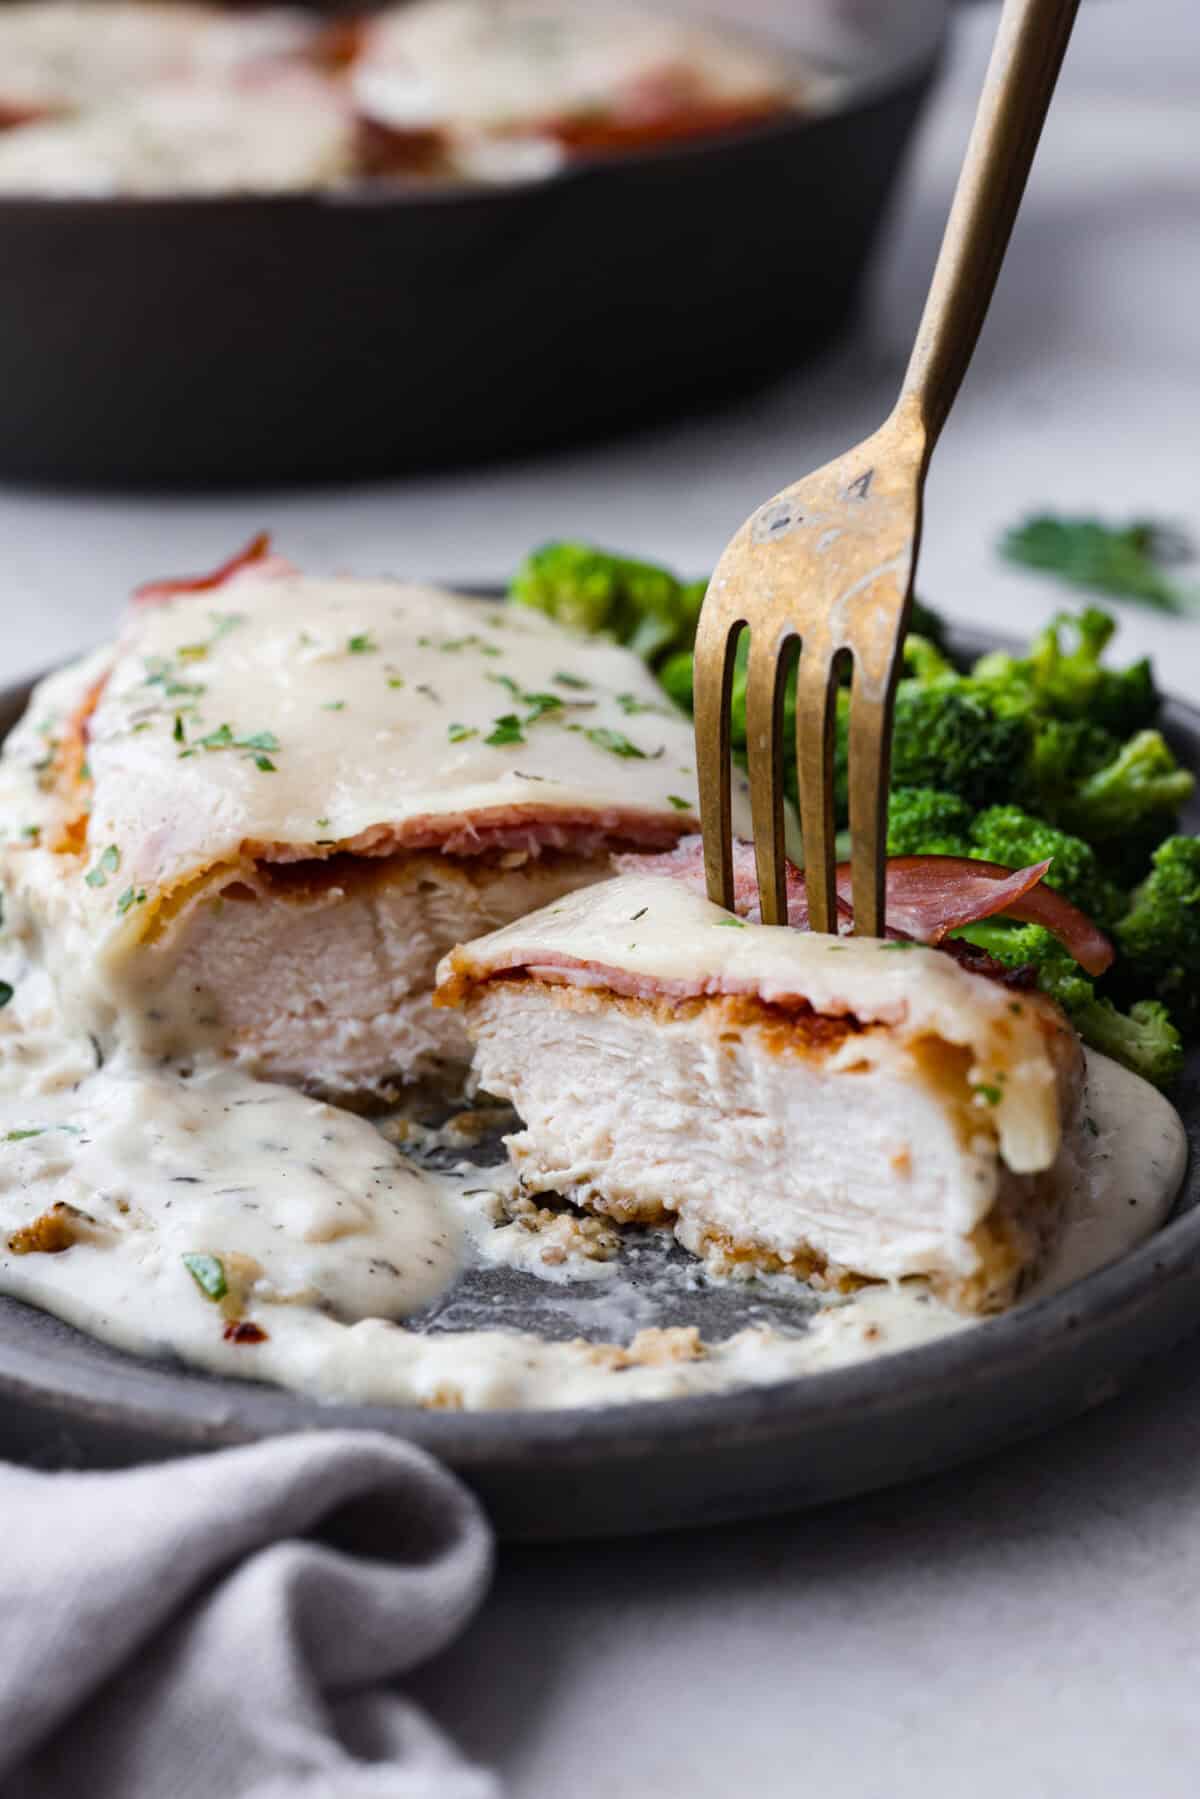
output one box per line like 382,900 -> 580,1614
0,2 -> 947,485
0,621 -> 1196,1540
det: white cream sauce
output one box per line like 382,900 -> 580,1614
0,930 -> 1185,1410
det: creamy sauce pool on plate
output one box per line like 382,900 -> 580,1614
0,943 -> 1185,1412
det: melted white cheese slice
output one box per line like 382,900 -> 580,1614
442,872 -> 1079,1174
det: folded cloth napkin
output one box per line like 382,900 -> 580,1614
0,1431 -> 499,1799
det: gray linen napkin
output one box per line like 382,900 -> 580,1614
0,1431 -> 499,1799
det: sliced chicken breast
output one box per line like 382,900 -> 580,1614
1,544 -> 728,1091
437,873 -> 1087,1311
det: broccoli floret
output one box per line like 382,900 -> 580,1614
886,787 -> 973,857
902,634 -> 955,683
1115,836 -> 1200,1032
966,804 -> 1125,924
973,607 -> 1159,737
888,677 -> 1032,807
1057,729 -> 1194,845
954,920 -> 1183,1086
1023,716 -> 1121,819
509,542 -> 702,665
1071,998 -> 1184,1088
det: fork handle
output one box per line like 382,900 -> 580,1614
899,0 -> 1080,450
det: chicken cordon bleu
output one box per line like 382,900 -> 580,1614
0,538 -> 714,1092
437,851 -> 1101,1312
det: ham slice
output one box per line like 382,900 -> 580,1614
132,533 -> 293,606
617,837 -> 1114,976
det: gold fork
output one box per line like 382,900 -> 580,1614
695,0 -> 1080,937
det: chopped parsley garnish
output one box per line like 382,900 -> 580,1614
315,817 -> 330,830
715,916 -> 746,929
1000,514 -> 1195,613
522,692 -> 564,722
387,678 -> 405,689
347,633 -> 377,654
667,795 -> 692,812
554,671 -> 589,689
173,715 -> 185,744
184,724 -> 280,770
20,825 -> 40,843
4,1128 -> 44,1142
84,844 -> 120,889
585,727 -> 646,759
0,983 -> 12,1010
616,692 -> 663,716
322,700 -> 346,712
433,633 -> 500,656
486,714 -> 525,748
116,887 -> 147,916
448,723 -> 478,743
182,1252 -> 227,1301
878,940 -> 922,951
973,1083 -> 1004,1107
488,673 -> 521,697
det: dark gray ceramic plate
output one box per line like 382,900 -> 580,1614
0,625 -> 1196,1541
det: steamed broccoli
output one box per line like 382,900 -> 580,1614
1115,835 -> 1200,1032
1058,730 -> 1194,845
510,542 -> 703,666
887,676 -> 1033,807
973,607 -> 1159,738
953,919 -> 1184,1087
886,788 -> 973,857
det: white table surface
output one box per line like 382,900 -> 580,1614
4,3 -> 1200,1793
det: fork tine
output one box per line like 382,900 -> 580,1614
693,602 -> 740,911
794,648 -> 840,935
846,660 -> 900,937
744,629 -> 792,925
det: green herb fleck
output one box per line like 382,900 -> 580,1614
0,982 -> 12,1010
322,700 -> 346,712
585,727 -> 646,759
616,692 -> 663,716
182,1252 -> 227,1301
486,714 -> 526,748
84,844 -> 120,889
667,795 -> 692,812
554,671 -> 589,690
522,692 -> 564,722
1000,514 -> 1196,613
315,817 -> 330,830
348,633 -> 377,655
448,723 -> 478,743
116,887 -> 146,916
715,917 -> 746,929
253,755 -> 277,773
4,1128 -> 44,1142
172,715 -> 185,744
387,678 -> 405,689
973,1083 -> 1004,1107
488,673 -> 521,698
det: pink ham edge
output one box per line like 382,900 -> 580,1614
615,836 -> 1114,976
132,533 -> 295,607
